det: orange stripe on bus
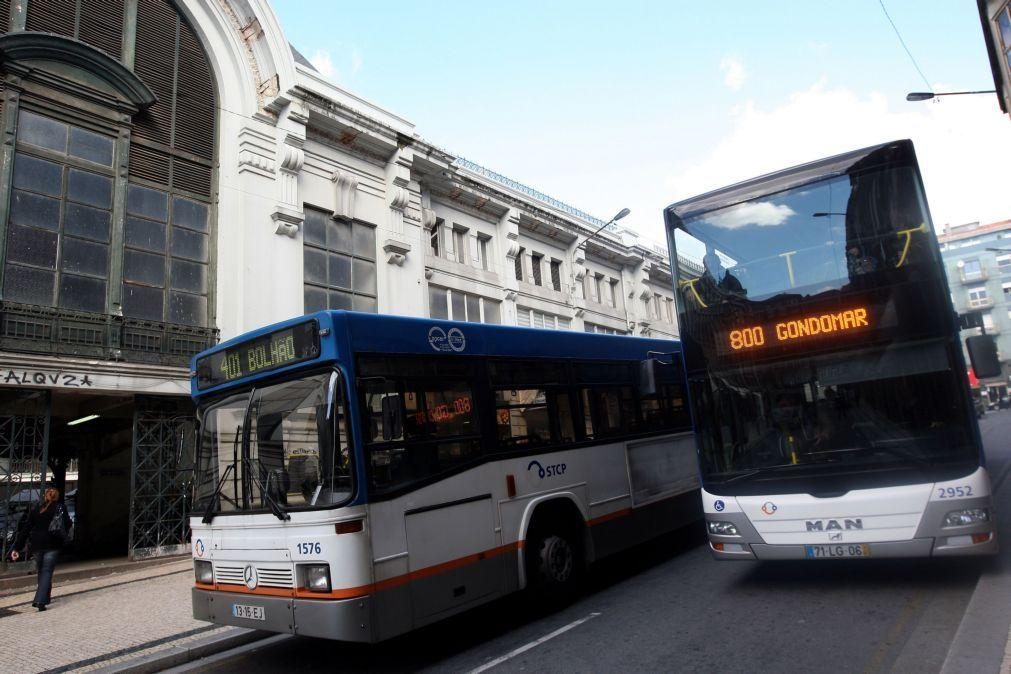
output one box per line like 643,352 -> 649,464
196,505 -> 639,600
587,508 -> 632,526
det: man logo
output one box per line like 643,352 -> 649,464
829,532 -> 843,541
805,519 -> 863,531
244,565 -> 258,590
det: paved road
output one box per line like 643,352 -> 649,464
175,412 -> 1011,674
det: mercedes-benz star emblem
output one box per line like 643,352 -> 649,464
244,565 -> 258,590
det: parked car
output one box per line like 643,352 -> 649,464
1000,396 -> 1011,410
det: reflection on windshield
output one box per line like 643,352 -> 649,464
194,372 -> 352,514
675,168 -> 929,305
695,342 -> 976,487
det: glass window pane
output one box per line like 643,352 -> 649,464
304,247 -> 326,285
59,274 -> 105,313
304,285 -> 326,313
125,216 -> 166,252
10,190 -> 60,231
429,286 -> 448,319
169,291 -> 206,326
62,238 -> 108,277
484,300 -> 500,324
13,154 -> 63,197
171,227 -> 208,262
3,263 -> 55,305
328,253 -> 351,289
353,223 -> 376,259
352,258 -> 376,294
64,203 -> 111,242
328,290 -> 352,310
466,294 -> 480,322
303,209 -> 326,246
999,10 -> 1011,50
172,197 -> 209,232
353,294 -> 377,313
19,111 -> 68,154
451,290 -> 465,320
6,224 -> 58,268
122,283 -> 164,320
327,219 -> 352,253
127,184 -> 168,221
67,169 -> 112,209
170,258 -> 207,294
123,249 -> 166,287
68,127 -> 114,166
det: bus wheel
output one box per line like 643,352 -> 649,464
527,522 -> 584,599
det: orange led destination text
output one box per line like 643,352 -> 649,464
729,308 -> 869,351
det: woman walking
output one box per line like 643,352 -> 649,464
8,485 -> 72,611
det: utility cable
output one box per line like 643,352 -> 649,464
878,0 -> 932,91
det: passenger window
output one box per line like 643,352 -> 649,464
581,386 -> 636,438
496,389 -> 552,446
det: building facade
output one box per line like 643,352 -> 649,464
0,1 -> 681,562
938,219 -> 1011,402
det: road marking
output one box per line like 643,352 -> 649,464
467,612 -> 602,674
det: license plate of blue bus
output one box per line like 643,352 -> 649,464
232,604 -> 265,621
805,544 -> 870,559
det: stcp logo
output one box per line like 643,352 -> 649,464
527,459 -> 567,479
761,501 -> 778,515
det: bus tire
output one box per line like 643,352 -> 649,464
525,514 -> 585,601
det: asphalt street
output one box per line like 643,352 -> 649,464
173,411 -> 1011,674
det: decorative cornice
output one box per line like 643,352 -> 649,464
383,239 -> 411,266
331,169 -> 359,221
271,207 -> 302,237
0,32 -> 156,109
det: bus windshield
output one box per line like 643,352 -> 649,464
669,142 -> 979,494
194,371 -> 353,515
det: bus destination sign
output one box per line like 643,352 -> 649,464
195,320 -> 319,390
720,307 -> 871,355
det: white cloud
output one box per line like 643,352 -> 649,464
708,201 -> 796,229
309,49 -> 334,78
664,82 -> 1011,231
350,49 -> 363,77
720,56 -> 746,91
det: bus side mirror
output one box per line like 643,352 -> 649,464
174,423 -> 196,491
966,335 -> 1001,379
639,359 -> 659,397
381,394 -> 403,441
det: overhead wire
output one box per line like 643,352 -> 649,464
878,0 -> 932,91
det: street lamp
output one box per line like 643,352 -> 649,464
906,90 -> 996,102
575,207 -> 630,250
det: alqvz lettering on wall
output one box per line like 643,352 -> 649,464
2,370 -> 94,387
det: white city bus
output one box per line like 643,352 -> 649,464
665,140 -> 997,560
187,312 -> 699,640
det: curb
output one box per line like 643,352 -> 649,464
0,555 -> 190,594
91,627 -> 272,674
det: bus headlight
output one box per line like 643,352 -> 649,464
299,564 -> 331,593
194,560 -> 213,584
943,508 -> 989,527
708,521 -> 739,536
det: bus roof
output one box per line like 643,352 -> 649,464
191,311 -> 681,399
664,139 -> 916,223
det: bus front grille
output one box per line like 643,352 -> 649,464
214,564 -> 294,589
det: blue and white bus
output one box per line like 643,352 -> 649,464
188,311 -> 699,641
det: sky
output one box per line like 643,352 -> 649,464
273,1 -> 1011,249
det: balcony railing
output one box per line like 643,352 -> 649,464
967,297 -> 995,309
960,267 -> 989,283
0,301 -> 218,367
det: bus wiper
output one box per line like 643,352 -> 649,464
720,463 -> 810,484
860,442 -> 933,468
243,455 -> 290,521
201,464 -> 234,524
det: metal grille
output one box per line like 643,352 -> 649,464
0,391 -> 49,565
214,564 -> 295,589
128,397 -> 193,559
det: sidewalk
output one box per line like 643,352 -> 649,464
0,556 -> 267,673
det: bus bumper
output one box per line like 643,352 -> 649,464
713,534 -> 997,560
192,588 -> 374,642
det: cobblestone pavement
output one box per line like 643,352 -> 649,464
0,558 -> 230,673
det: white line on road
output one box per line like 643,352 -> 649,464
466,612 -> 602,674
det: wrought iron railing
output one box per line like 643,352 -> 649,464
0,301 -> 218,367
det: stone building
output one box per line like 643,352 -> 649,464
0,0 -> 679,561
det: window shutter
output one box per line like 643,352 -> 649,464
25,0 -> 77,38
134,0 -> 177,149
175,17 -> 215,161
79,0 -> 124,59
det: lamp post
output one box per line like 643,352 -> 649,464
906,90 -> 996,102
575,207 -> 630,250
